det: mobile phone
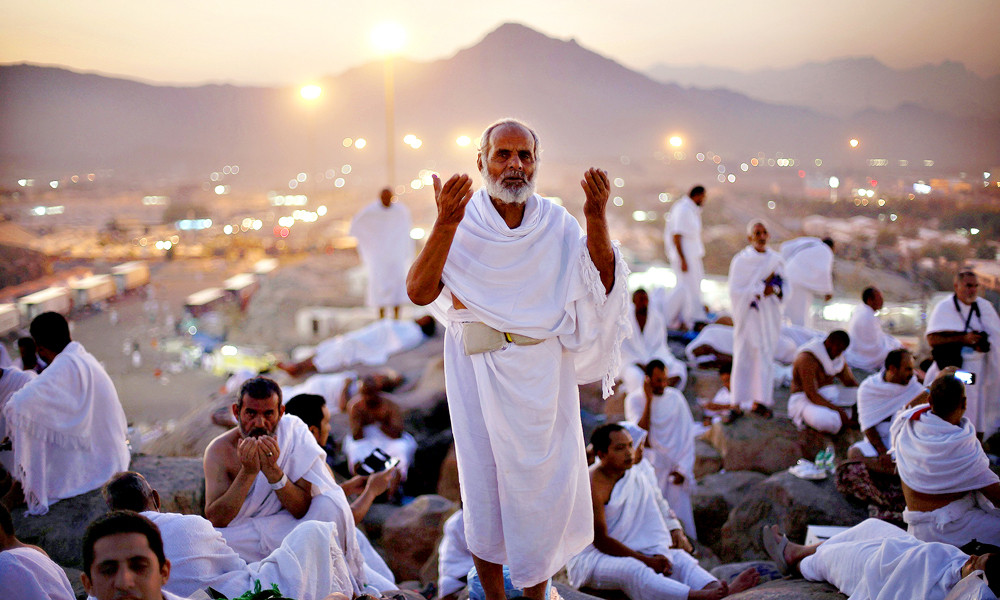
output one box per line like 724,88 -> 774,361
357,448 -> 393,476
955,370 -> 976,385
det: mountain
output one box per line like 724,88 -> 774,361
1,24 -> 998,186
646,57 -> 1000,119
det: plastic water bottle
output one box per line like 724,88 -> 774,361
823,445 -> 836,471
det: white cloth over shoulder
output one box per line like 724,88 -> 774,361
798,518 -> 969,600
857,372 -> 924,433
2,342 -> 129,515
623,387 -> 697,536
846,304 -> 903,371
147,511 -> 353,600
925,294 -> 1000,433
797,337 -> 845,377
728,246 -> 784,409
350,200 -> 413,308
684,324 -> 733,364
620,308 -> 686,393
438,509 -> 474,599
215,415 -> 366,594
435,189 -> 630,588
0,547 -> 75,600
780,237 -> 833,295
312,320 -> 425,373
567,466 -> 713,595
891,405 -> 999,494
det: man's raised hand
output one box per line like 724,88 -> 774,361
581,168 -> 610,221
256,435 -> 281,480
433,174 -> 473,227
237,437 -> 261,474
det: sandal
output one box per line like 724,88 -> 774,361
761,524 -> 790,575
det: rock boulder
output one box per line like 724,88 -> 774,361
718,471 -> 867,563
706,416 -> 804,474
694,439 -> 723,479
12,455 -> 204,570
380,494 -> 456,582
693,471 -> 768,553
727,579 -> 845,599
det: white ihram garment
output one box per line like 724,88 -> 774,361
350,200 -> 414,309
343,424 -> 417,479
145,511 -> 354,600
437,509 -> 474,599
2,341 -> 129,515
619,308 -> 687,393
0,367 -> 35,474
311,319 -> 425,373
282,371 -> 356,411
779,237 -> 833,327
788,338 -> 853,433
433,189 -> 630,588
215,415 -> 367,594
845,304 -> 903,371
925,294 -> 1000,433
664,196 -> 706,328
684,324 -> 733,365
624,387 -> 697,539
728,246 -> 784,409
891,404 -> 1000,546
798,518 -> 976,600
566,467 -> 715,600
0,547 -> 75,600
851,372 -> 923,456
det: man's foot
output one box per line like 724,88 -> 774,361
727,567 -> 761,594
751,403 -> 773,419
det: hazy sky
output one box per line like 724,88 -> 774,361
3,0 -> 998,85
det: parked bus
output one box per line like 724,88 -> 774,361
17,287 -> 72,321
111,261 -> 150,293
70,274 -> 117,308
184,287 -> 227,317
223,273 -> 259,311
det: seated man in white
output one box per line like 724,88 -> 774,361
649,285 -> 688,332
202,376 -> 371,591
697,363 -> 735,425
788,330 -> 859,435
0,365 -> 35,477
620,288 -> 687,393
284,392 -> 399,589
2,311 -> 129,515
624,360 -> 698,539
0,504 -> 75,600
849,348 -> 926,460
345,376 -> 416,488
616,421 -> 694,555
763,518 -> 1000,600
437,507 -> 474,600
684,322 -> 822,367
567,424 -> 759,600
845,287 -> 904,371
278,316 -> 436,377
892,370 -> 1000,547
103,471 -> 360,600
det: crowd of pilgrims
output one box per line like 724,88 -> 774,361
0,177 -> 999,600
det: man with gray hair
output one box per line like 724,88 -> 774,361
407,119 -> 629,599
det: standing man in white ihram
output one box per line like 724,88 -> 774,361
351,187 -> 414,320
407,118 -> 629,600
664,185 -> 707,330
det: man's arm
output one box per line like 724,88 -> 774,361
837,364 -> 859,387
350,466 -> 398,524
672,234 -> 688,272
927,331 -> 983,347
204,437 -> 260,527
339,377 -> 354,413
796,355 -> 845,413
257,436 -> 313,520
863,426 -> 889,456
406,174 -> 473,306
348,401 -> 365,440
981,482 -> 1000,506
590,477 -> 671,575
636,380 -> 654,435
581,168 -> 615,294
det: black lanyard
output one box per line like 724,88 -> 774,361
953,294 -> 981,333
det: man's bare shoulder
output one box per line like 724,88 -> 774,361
589,467 -> 615,504
205,428 -> 240,462
793,351 -> 820,372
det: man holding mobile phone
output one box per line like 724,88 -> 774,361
925,270 -> 1000,437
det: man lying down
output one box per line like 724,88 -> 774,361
763,518 -> 1000,600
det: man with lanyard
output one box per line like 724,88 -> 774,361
925,270 -> 1000,438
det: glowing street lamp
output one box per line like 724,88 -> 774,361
300,84 -> 322,101
668,135 -> 684,148
456,135 -> 471,147
849,138 -> 860,148
372,22 -> 406,187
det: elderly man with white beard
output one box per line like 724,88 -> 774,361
727,220 -> 785,418
407,119 -> 629,600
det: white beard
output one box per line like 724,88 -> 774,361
482,168 -> 536,205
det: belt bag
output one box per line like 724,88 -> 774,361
462,321 -> 543,355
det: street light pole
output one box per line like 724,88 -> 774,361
383,56 -> 396,188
